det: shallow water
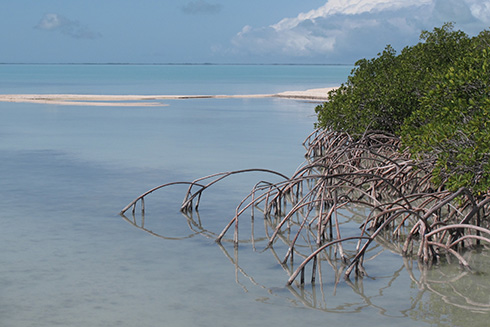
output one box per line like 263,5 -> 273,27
0,65 -> 489,326
0,64 -> 348,95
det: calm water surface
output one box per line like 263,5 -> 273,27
0,65 -> 489,326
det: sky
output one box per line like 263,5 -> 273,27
1,0 -> 489,64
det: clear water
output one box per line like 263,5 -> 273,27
0,64 -> 348,95
0,65 -> 489,327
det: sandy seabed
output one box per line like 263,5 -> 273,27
0,87 -> 336,107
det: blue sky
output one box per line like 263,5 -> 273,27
1,0 -> 489,64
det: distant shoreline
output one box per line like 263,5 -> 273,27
0,87 -> 336,107
0,62 -> 351,67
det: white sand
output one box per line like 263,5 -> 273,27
275,87 -> 337,100
0,87 -> 336,107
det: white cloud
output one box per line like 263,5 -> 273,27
35,13 -> 101,39
36,13 -> 62,30
466,0 -> 490,23
272,0 -> 432,31
230,0 -> 490,63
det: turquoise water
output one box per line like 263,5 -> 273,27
0,65 -> 489,327
0,64 -> 348,95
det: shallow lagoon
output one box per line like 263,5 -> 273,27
0,65 -> 489,326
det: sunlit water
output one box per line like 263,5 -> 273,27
0,65 -> 489,327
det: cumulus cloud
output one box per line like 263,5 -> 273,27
231,0 -> 490,63
35,13 -> 101,39
271,0 -> 432,31
181,0 -> 222,14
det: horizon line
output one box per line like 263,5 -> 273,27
0,62 -> 353,66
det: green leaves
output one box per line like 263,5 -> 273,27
316,23 -> 490,195
402,30 -> 490,193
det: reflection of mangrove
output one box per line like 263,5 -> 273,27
121,129 -> 490,317
282,255 -> 490,316
120,206 -> 213,241
121,202 -> 490,316
211,207 -> 490,318
120,171 -> 288,243
121,129 -> 490,283
406,256 -> 490,314
120,207 -> 270,244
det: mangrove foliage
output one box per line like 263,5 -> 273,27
315,22 -> 490,193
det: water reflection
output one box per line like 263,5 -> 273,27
120,209 -> 213,241
120,207 -> 490,322
409,256 -> 490,313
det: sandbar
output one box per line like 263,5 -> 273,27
0,87 -> 337,107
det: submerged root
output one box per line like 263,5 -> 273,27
121,129 -> 490,285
